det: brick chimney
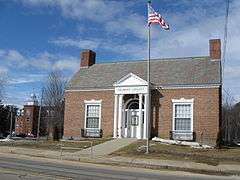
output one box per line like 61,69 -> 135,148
80,49 -> 96,68
209,39 -> 221,60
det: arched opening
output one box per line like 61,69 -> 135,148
123,98 -> 145,138
127,100 -> 139,109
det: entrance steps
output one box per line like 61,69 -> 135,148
75,138 -> 137,157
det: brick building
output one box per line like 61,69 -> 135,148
15,93 -> 39,137
64,39 -> 222,145
15,94 -> 54,137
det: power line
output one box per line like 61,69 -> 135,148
223,88 -> 238,103
222,0 -> 230,83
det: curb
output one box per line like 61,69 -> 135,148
65,157 -> 240,177
0,149 -> 240,177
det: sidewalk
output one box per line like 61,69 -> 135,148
0,146 -> 240,176
75,138 -> 137,156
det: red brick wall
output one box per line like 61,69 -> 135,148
80,50 -> 96,67
64,90 -> 114,139
64,87 -> 220,144
209,39 -> 221,59
151,88 -> 220,145
15,105 -> 39,136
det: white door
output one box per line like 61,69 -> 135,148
127,109 -> 139,138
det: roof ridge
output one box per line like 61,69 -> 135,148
95,56 -> 210,65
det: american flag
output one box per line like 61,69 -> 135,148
148,4 -> 169,30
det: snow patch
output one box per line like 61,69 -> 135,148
0,135 -> 14,142
152,137 -> 213,149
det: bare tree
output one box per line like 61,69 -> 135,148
221,90 -> 240,145
43,70 -> 66,140
0,74 -> 6,102
232,102 -> 240,142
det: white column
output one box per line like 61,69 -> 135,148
118,94 -> 123,138
138,94 -> 143,139
143,94 -> 148,139
113,94 -> 118,138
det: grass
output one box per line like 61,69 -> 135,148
0,138 -> 112,152
111,140 -> 240,166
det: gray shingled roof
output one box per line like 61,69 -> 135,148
66,56 -> 221,90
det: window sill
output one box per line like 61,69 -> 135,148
81,129 -> 102,138
170,131 -> 195,141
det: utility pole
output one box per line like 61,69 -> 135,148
37,88 -> 44,140
9,106 -> 13,138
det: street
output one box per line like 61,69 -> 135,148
0,155 -> 239,180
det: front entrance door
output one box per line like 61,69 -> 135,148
126,109 -> 139,138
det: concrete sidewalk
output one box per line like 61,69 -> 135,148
0,146 -> 240,176
75,138 -> 137,156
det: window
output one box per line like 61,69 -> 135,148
172,98 -> 194,133
130,111 -> 139,126
25,109 -> 31,116
174,104 -> 191,131
84,100 -> 101,129
86,105 -> 100,128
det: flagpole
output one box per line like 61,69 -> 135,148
146,0 -> 151,154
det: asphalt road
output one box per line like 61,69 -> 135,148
0,155 -> 239,180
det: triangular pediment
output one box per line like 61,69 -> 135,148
113,73 -> 147,87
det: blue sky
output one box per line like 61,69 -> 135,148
0,0 -> 239,107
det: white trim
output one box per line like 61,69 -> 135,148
115,86 -> 148,95
172,98 -> 194,103
65,84 -> 220,92
158,85 -> 220,90
118,94 -> 124,138
143,94 -> 148,139
210,59 -> 221,61
113,95 -> 118,138
172,98 -> 194,133
113,73 -> 148,87
84,99 -> 102,104
138,94 -> 143,139
65,89 -> 114,92
84,100 -> 102,130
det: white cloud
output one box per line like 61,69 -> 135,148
8,74 -> 46,85
0,49 -> 79,73
0,66 -> 8,75
0,49 -> 27,67
105,14 -> 147,40
29,51 -> 54,70
21,0 -> 127,22
7,0 -> 240,103
50,37 -> 100,50
3,90 -> 31,108
53,58 -> 79,72
21,0 -> 56,5
224,66 -> 240,79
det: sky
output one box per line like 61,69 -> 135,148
0,0 -> 239,107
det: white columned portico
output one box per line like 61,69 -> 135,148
118,94 -> 123,138
143,93 -> 148,139
113,94 -> 118,138
113,73 -> 150,139
137,94 -> 143,139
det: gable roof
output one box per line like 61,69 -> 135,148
66,56 -> 221,90
113,73 -> 148,87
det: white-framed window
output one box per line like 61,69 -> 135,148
84,100 -> 102,129
172,98 -> 194,133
